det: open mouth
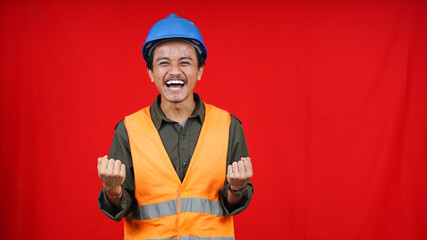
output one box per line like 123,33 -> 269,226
162,78 -> 189,101
165,79 -> 186,89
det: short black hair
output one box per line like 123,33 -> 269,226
146,44 -> 205,71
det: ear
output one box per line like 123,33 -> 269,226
147,68 -> 154,82
197,66 -> 204,81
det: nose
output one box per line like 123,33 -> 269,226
169,62 -> 182,76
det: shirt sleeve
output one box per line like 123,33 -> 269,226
219,114 -> 254,216
97,119 -> 138,222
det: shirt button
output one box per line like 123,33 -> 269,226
182,162 -> 187,168
181,134 -> 186,139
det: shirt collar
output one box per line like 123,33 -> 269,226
150,93 -> 205,130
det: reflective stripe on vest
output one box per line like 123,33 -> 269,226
128,197 -> 225,221
124,103 -> 234,240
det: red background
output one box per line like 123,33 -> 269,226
1,0 -> 426,239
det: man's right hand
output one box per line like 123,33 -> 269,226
97,155 -> 126,196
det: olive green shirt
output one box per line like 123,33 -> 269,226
98,93 -> 253,221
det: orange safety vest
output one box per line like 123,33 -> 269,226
123,103 -> 234,240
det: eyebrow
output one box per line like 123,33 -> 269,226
179,56 -> 193,61
156,57 -> 170,62
155,56 -> 193,62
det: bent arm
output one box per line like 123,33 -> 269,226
98,120 -> 138,221
220,115 -> 254,215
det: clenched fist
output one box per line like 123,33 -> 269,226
97,155 -> 126,196
227,157 -> 253,190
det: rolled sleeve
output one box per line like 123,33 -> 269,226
220,182 -> 254,216
98,188 -> 134,222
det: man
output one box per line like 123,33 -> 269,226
97,13 -> 253,240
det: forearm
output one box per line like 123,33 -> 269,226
98,187 -> 136,222
226,189 -> 243,206
108,195 -> 122,210
104,186 -> 123,210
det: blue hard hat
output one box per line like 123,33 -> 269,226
142,13 -> 207,62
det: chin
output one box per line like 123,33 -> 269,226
163,96 -> 185,104
163,93 -> 190,104
168,99 -> 185,104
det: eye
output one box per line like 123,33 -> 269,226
159,61 -> 169,66
180,61 -> 190,66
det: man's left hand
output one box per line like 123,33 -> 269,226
227,157 -> 253,190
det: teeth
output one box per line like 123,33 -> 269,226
166,80 -> 185,85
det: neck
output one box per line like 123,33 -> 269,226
160,95 -> 196,122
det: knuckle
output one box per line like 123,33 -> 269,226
106,172 -> 116,178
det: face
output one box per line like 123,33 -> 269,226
148,40 -> 204,105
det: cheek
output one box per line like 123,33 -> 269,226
153,69 -> 167,82
185,68 -> 199,78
